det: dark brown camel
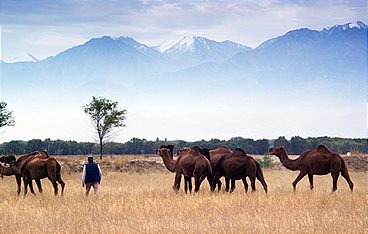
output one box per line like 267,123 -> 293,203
209,146 -> 233,191
268,145 -> 354,192
0,151 -> 49,195
214,148 -> 268,193
21,157 -> 65,196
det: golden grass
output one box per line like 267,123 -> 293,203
0,168 -> 367,233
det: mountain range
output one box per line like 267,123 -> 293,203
1,21 -> 367,142
2,21 -> 367,103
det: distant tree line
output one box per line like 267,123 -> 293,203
0,136 -> 366,156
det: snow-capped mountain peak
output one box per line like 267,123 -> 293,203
162,36 -> 249,62
323,21 -> 367,31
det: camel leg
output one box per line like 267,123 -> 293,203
16,175 -> 22,196
230,179 -> 236,193
22,176 -> 28,197
173,173 -> 181,192
211,176 -> 217,192
52,180 -> 58,196
341,167 -> 354,191
35,179 -> 43,194
58,178 -> 65,196
184,177 -> 188,193
188,177 -> 192,193
256,168 -> 268,193
257,176 -> 268,193
292,171 -> 307,191
48,177 -> 59,196
28,180 -> 36,195
184,176 -> 192,193
308,174 -> 314,190
331,172 -> 339,192
225,178 -> 230,192
249,176 -> 256,192
194,177 -> 200,192
242,178 -> 248,193
217,178 -> 222,192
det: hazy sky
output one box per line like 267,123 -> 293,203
0,0 -> 367,143
1,0 -> 367,62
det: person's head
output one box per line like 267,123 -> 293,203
87,156 -> 94,163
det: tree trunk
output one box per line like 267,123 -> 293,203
99,138 -> 103,160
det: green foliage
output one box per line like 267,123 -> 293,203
0,102 -> 15,129
0,136 -> 367,156
84,96 -> 127,141
257,155 -> 275,168
84,96 -> 127,158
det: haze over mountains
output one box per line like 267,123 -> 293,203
1,21 -> 367,141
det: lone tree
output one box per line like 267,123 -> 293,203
84,96 -> 127,159
0,101 -> 15,134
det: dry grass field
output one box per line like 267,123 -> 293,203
0,156 -> 367,234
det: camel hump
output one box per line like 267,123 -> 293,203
218,146 -> 230,150
316,145 -> 332,153
26,151 -> 41,157
40,151 -> 50,157
234,148 -> 247,156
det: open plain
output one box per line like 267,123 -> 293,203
0,155 -> 367,234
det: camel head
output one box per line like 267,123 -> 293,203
158,145 -> 174,158
177,147 -> 191,156
268,146 -> 287,158
0,154 -> 16,165
157,148 -> 171,159
192,146 -> 211,160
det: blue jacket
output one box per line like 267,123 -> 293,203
83,162 -> 101,183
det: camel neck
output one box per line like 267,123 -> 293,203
0,164 -> 15,176
161,154 -> 176,172
278,152 -> 300,171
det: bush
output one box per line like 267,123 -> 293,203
257,155 -> 275,168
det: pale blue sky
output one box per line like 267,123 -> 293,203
0,1 -> 366,143
1,0 -> 367,62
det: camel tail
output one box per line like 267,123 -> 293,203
56,161 -> 62,182
340,159 -> 354,191
205,159 -> 214,190
255,161 -> 268,193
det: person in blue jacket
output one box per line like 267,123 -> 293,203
82,155 -> 102,195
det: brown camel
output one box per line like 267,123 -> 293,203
157,147 -> 213,193
209,146 -> 233,191
268,145 -> 354,192
0,151 -> 49,195
21,157 -> 65,196
214,148 -> 268,193
157,146 -> 194,193
174,147 -> 213,193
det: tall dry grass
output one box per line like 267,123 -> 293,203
0,168 -> 367,233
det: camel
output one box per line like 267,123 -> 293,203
157,146 -> 193,193
21,157 -> 65,196
268,145 -> 354,192
0,151 -> 49,195
214,148 -> 268,193
209,146 -> 233,191
157,147 -> 213,193
173,147 -> 213,193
